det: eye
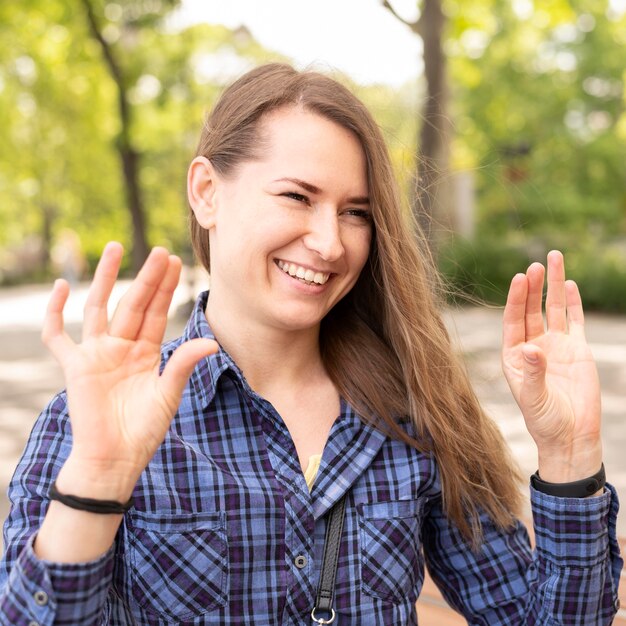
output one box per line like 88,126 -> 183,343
345,208 -> 372,221
282,191 -> 309,203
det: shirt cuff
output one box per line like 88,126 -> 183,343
530,482 -> 618,567
5,533 -> 114,626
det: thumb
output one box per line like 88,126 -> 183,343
521,344 -> 548,410
159,338 -> 219,405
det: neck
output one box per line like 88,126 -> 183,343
205,294 -> 327,395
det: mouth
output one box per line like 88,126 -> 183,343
275,259 -> 331,286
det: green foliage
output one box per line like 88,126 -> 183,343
439,235 -> 531,305
0,0 -> 134,270
442,0 -> 626,311
0,1 -> 288,281
440,233 -> 626,313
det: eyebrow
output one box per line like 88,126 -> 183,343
274,177 -> 370,205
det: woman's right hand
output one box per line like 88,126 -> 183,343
43,242 -> 218,501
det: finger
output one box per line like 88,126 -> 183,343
137,255 -> 182,345
158,339 -> 219,409
565,279 -> 586,338
82,242 -> 124,339
545,250 -> 567,333
108,247 -> 170,340
42,279 -> 76,365
520,344 -> 548,414
502,273 -> 528,348
524,262 -> 545,340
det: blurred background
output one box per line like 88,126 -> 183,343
1,0 -> 625,536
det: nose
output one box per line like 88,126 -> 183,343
302,209 -> 345,262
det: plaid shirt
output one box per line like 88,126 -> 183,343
1,292 -> 622,625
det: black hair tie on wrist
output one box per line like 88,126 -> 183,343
530,463 -> 606,498
48,481 -> 133,514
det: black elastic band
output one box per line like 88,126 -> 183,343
311,495 -> 347,624
48,481 -> 133,514
530,463 -> 606,498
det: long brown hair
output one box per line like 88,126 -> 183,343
190,63 -> 522,545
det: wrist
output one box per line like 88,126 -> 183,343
36,499 -> 122,563
57,455 -> 140,503
536,440 -> 603,484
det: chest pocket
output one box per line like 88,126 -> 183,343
127,510 -> 228,620
358,498 -> 425,603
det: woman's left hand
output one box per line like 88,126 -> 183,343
502,250 -> 602,483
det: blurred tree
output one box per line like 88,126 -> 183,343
0,2 -> 285,280
442,0 -> 626,309
382,0 -> 451,246
449,0 -> 626,241
0,0 -> 122,280
79,0 -> 183,273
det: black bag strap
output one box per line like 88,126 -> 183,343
311,495 -> 347,625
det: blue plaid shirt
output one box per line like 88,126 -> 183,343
1,292 -> 622,625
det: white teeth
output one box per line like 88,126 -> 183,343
276,260 -> 329,285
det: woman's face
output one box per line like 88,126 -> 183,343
204,106 -> 372,334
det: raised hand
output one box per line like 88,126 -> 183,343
42,242 -> 218,500
501,250 -> 602,484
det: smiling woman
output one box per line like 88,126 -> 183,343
188,107 -> 372,341
0,63 -> 622,626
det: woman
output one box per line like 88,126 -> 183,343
0,63 -> 622,625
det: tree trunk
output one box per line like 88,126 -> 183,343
120,144 -> 149,273
382,0 -> 452,251
40,203 -> 56,274
81,0 -> 149,273
415,0 -> 451,244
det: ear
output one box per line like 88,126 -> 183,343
188,156 -> 219,229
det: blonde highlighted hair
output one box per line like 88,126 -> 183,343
190,63 -> 522,544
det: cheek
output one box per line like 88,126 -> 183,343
349,229 -> 373,271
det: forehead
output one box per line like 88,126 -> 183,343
254,107 -> 368,190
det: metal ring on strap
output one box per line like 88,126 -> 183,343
311,607 -> 336,624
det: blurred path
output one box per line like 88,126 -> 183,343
1,281 -> 624,541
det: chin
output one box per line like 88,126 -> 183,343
270,309 -> 326,333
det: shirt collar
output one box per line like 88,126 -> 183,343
311,401 -> 387,516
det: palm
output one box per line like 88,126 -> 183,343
503,331 -> 600,447
501,251 -> 601,454
63,339 -> 169,464
43,243 -> 217,481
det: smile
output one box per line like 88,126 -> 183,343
276,260 -> 330,285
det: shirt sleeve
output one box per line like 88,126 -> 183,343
422,484 -> 623,625
0,393 -> 116,626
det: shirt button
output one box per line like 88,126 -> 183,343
294,555 -> 308,569
33,590 -> 48,606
